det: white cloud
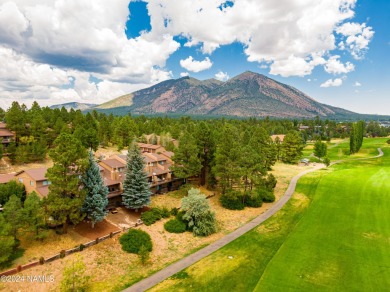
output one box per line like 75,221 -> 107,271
180,72 -> 189,77
0,0 -> 375,107
180,56 -> 213,72
354,81 -> 362,87
215,71 -> 229,81
0,0 -> 180,108
324,56 -> 354,74
320,78 -> 343,88
146,0 -> 367,77
336,22 -> 374,59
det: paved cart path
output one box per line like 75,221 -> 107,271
124,148 -> 383,292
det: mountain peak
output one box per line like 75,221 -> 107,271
93,71 -> 356,119
232,71 -> 265,81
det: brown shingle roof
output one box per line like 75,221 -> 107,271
161,151 -> 174,159
36,186 -> 49,197
100,159 -> 125,169
0,128 -> 15,137
24,168 -> 48,181
137,143 -> 163,150
0,173 -> 16,184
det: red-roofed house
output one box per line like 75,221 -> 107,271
14,168 -> 51,198
0,122 -> 16,148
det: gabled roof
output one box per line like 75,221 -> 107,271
100,159 -> 125,169
0,173 -> 16,184
36,186 -> 49,197
137,143 -> 164,150
161,151 -> 174,159
0,128 -> 15,137
18,168 -> 48,181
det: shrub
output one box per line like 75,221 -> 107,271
161,207 -> 170,218
60,250 -> 66,259
39,257 -> 45,265
181,188 -> 217,236
138,244 -> 150,265
170,207 -> 179,216
265,174 -> 277,191
220,190 -> 245,210
164,219 -> 187,233
79,244 -> 85,251
243,192 -> 263,208
256,188 -> 275,203
176,184 -> 192,197
140,208 -> 163,226
387,139 -> 390,145
119,229 -> 152,254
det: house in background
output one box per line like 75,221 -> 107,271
138,143 -> 166,154
0,122 -> 16,149
14,168 -> 50,198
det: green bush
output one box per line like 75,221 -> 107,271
265,174 -> 277,191
244,192 -> 263,208
387,139 -> 390,145
256,188 -> 275,203
161,207 -> 170,218
140,208 -> 163,226
220,190 -> 245,210
170,207 -> 179,216
119,229 -> 152,254
164,219 -> 187,233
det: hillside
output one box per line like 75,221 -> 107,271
92,71 -> 368,119
50,102 -> 97,111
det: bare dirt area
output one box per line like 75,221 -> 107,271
74,219 -> 120,240
1,157 -> 54,173
106,206 -> 149,229
94,146 -> 122,160
2,162 -> 317,292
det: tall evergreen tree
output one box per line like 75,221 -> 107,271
81,150 -> 108,228
172,132 -> 202,179
0,214 -> 15,265
194,122 -> 216,186
281,130 -> 304,164
23,191 -> 46,240
314,139 -> 327,158
122,141 -> 151,211
3,195 -> 24,243
46,133 -> 88,233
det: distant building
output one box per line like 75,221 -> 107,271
0,122 -> 16,149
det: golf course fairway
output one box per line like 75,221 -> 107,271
150,138 -> 390,291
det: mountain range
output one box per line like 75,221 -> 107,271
50,102 -> 98,111
52,72 -> 387,120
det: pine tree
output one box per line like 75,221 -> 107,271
172,132 -> 202,179
3,195 -> 24,243
82,150 -> 108,228
23,191 -> 46,240
46,133 -> 88,234
281,130 -> 304,164
0,214 -> 15,265
122,141 -> 151,211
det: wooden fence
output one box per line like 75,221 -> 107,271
0,224 -> 138,276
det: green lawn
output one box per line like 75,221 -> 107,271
150,138 -> 390,291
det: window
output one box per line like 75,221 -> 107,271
18,178 -> 23,183
30,180 -> 34,186
43,180 -> 51,186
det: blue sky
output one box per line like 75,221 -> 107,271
0,0 -> 388,115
